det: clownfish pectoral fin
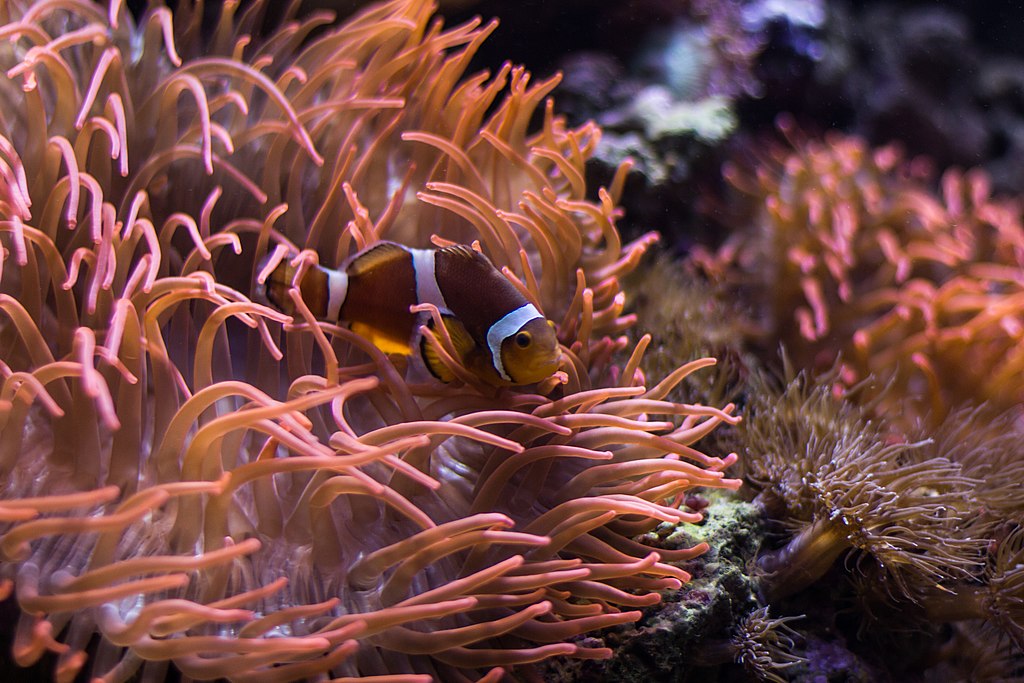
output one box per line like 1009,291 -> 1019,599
441,315 -> 476,358
350,321 -> 413,356
346,241 -> 408,277
420,315 -> 474,382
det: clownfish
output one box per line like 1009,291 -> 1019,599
259,241 -> 561,386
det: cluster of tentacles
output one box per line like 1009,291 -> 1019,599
0,1 -> 739,681
698,117 -> 1024,426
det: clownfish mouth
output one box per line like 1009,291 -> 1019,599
515,349 -> 562,385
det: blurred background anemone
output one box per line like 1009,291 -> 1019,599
697,119 -> 1024,429
0,0 -> 742,681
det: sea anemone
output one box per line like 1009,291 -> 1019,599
0,0 -> 740,680
700,117 -> 1024,425
689,606 -> 806,683
727,369 -> 1024,677
891,410 -> 1024,653
737,371 -> 985,604
624,253 -> 754,417
730,607 -> 806,683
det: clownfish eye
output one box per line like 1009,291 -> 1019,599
515,331 -> 532,348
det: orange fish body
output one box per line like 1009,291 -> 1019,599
260,242 -> 561,386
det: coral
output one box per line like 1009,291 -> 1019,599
730,607 -> 806,683
701,121 -> 1024,425
702,123 -> 926,351
0,0 -> 741,681
551,490 -> 763,682
745,2 -> 1024,194
717,367 -> 1024,680
539,0 -> 770,247
623,253 -> 753,423
850,169 -> 1024,423
736,370 -> 985,604
874,410 -> 1024,658
915,525 -> 1024,647
686,0 -> 768,100
628,89 -> 736,144
922,621 -> 1024,682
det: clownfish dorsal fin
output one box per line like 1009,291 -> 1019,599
438,243 -> 489,265
350,321 -> 413,356
347,241 -> 408,277
420,314 -> 475,382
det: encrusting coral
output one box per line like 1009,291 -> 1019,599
0,0 -> 741,680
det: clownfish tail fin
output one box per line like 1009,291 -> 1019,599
257,256 -> 297,315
